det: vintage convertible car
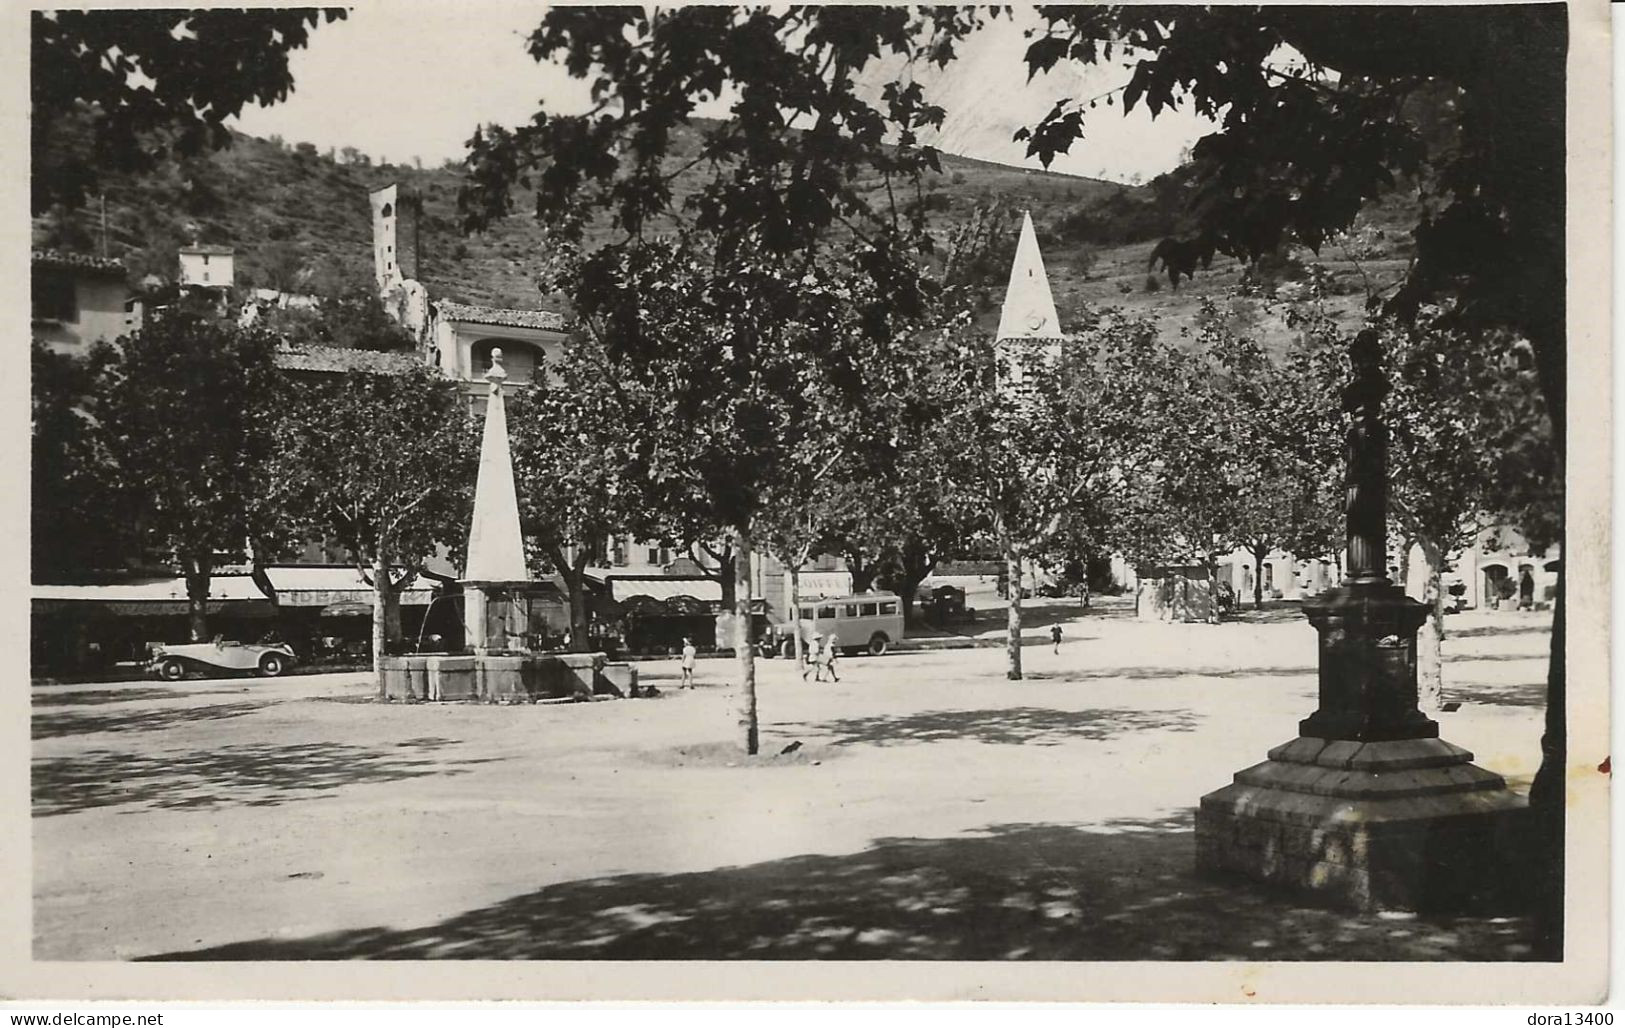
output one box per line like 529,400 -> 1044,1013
147,639 -> 296,680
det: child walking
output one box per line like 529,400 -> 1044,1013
680,636 -> 697,689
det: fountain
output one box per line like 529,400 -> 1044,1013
379,349 -> 636,702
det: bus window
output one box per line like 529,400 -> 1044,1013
799,606 -> 815,619
843,604 -> 858,617
818,605 -> 836,618
859,602 -> 878,617
879,601 -> 897,615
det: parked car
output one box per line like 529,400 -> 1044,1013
147,638 -> 296,680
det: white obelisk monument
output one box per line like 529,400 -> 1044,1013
462,348 -> 531,654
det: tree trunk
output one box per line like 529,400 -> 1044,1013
1208,563 -> 1221,624
896,546 -> 937,629
183,555 -> 210,642
788,563 -> 805,671
1005,547 -> 1023,680
847,552 -> 879,594
554,548 -> 591,652
733,524 -> 759,755
1396,535 -> 1413,596
1416,536 -> 1445,712
718,549 -> 737,610
248,545 -> 284,641
1252,548 -> 1265,610
371,555 -> 394,678
1528,570 -> 1564,958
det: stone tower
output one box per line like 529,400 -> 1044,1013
369,183 -> 420,292
995,210 -> 1063,390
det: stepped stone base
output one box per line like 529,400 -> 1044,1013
379,652 -> 627,703
1196,736 -> 1527,912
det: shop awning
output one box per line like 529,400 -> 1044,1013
32,566 -> 436,613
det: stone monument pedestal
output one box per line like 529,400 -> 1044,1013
1196,581 -> 1527,911
1197,735 -> 1527,911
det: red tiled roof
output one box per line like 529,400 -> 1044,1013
32,249 -> 126,278
436,300 -> 567,331
274,343 -> 426,376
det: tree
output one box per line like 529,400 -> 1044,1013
1375,313 -> 1556,711
1198,302 -> 1343,610
939,324 -> 1133,680
98,299 -> 281,640
461,6 -> 967,753
267,368 -> 477,674
507,335 -> 649,652
31,342 -> 128,581
31,8 -> 346,213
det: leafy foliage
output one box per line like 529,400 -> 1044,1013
96,298 -> 283,637
1015,5 -> 1567,429
31,342 -> 127,580
266,368 -> 478,655
31,8 -> 346,213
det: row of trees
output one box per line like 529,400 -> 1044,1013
34,297 -> 478,668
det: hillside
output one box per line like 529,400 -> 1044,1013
33,120 -> 1413,347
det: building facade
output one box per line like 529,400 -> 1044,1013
31,250 -> 131,356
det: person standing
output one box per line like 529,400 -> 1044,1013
680,636 -> 697,689
1050,623 -> 1063,654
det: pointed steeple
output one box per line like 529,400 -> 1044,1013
463,349 -> 529,583
996,211 -> 1062,341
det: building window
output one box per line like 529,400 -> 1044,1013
31,274 -> 76,322
473,342 -> 539,385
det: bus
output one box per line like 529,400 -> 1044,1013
760,591 -> 905,658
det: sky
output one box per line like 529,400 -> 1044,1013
232,4 -> 1216,184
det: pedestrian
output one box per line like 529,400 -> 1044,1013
1518,569 -> 1536,611
680,636 -> 697,689
800,630 -> 815,682
822,634 -> 841,683
1050,623 -> 1063,654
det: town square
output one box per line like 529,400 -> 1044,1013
19,0 -> 1605,1005
34,599 -> 1551,961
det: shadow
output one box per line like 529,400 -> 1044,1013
1440,680 -> 1549,709
1224,602 -> 1309,624
32,701 -> 267,740
32,687 -> 241,707
147,813 -> 1540,961
1025,665 -> 1316,682
773,706 -> 1200,747
32,738 -> 496,817
1444,652 -> 1550,664
1448,625 -> 1553,640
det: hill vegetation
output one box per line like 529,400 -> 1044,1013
34,116 -> 1415,348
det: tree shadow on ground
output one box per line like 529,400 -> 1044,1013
1025,665 -> 1316,682
771,706 -> 1200,747
146,811 -> 1539,962
1448,624 -> 1553,640
32,687 -> 247,708
1441,679 -> 1549,709
1223,601 -> 1308,624
1445,652 -> 1550,664
32,738 -> 496,817
32,701 -> 267,740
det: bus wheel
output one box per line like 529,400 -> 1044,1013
779,640 -> 794,659
868,633 -> 889,656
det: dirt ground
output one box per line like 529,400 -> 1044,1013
32,601 -> 1555,961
